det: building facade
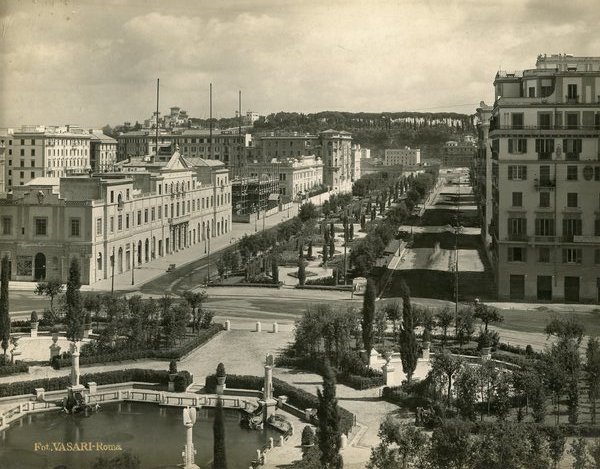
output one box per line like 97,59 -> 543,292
4,125 -> 91,190
487,54 -> 600,302
116,129 -> 250,167
89,131 -> 117,172
384,147 -> 421,166
441,140 -> 476,167
0,152 -> 231,285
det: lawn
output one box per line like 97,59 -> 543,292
497,306 -> 600,337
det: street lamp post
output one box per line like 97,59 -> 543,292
131,243 -> 135,286
110,247 -> 115,295
206,225 -> 211,284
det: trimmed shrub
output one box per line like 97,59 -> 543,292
0,368 -> 172,398
0,362 -> 29,377
174,371 -> 192,392
169,360 -> 178,374
301,425 -> 315,446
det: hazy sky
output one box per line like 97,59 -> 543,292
1,0 -> 598,127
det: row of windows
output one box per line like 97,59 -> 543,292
507,217 -> 600,236
511,191 -> 584,208
8,138 -> 89,146
508,165 -> 600,181
96,193 -> 231,236
508,247 -> 600,264
0,216 -> 80,237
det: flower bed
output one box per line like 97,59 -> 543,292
52,324 -> 223,368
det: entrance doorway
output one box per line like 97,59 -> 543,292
536,276 -> 552,301
34,253 -> 46,281
509,274 -> 525,300
564,276 -> 580,302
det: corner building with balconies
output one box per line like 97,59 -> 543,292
489,54 -> 600,303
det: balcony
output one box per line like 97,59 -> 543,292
507,233 -> 528,242
537,152 -> 552,161
534,178 -> 555,190
489,124 -> 599,133
565,95 -> 579,104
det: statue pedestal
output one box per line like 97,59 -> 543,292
49,344 -> 61,360
258,398 -> 278,422
382,364 -> 400,387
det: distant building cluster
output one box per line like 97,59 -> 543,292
441,139 -> 476,168
474,53 -> 600,303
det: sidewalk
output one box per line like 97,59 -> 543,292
9,203 -> 300,293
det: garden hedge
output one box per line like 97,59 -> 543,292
0,368 -> 192,398
0,362 -> 29,377
204,373 -> 355,435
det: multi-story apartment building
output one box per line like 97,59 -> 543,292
0,152 -> 231,284
384,147 -> 421,166
249,130 -> 353,192
89,131 -> 117,172
245,155 -> 324,198
4,125 -> 91,190
486,53 -> 600,302
0,130 -> 7,195
116,129 -> 250,167
441,140 -> 476,168
474,102 -> 494,254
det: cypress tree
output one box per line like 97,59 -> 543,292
65,258 -> 84,341
298,255 -> 306,286
329,223 -> 335,240
308,240 -> 313,258
398,280 -> 418,382
213,399 -> 228,469
362,279 -> 376,355
329,236 -> 335,260
0,256 -> 10,359
322,242 -> 328,266
317,362 -> 343,469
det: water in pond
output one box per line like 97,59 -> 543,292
0,402 -> 279,469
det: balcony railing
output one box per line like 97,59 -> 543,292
534,178 -> 555,190
532,235 -> 558,243
490,124 -> 600,132
565,95 -> 579,104
537,152 -> 552,161
507,233 -> 528,241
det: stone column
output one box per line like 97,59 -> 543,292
182,407 -> 199,469
70,342 -> 81,387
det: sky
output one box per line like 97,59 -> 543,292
0,0 -> 599,128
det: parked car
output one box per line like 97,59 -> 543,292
166,264 -> 176,272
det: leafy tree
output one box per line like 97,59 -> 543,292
431,351 -> 462,406
329,235 -> 335,260
374,308 -> 387,346
317,362 -> 343,469
545,315 -> 584,345
436,306 -> 453,346
35,279 -> 64,320
493,373 -> 512,421
299,202 -> 318,222
362,279 -> 376,355
182,291 -> 207,333
455,366 -> 479,421
569,437 -> 590,469
368,417 -> 427,469
82,293 -> 103,327
0,256 -> 9,358
586,337 -> 600,424
428,419 -> 472,469
473,302 -> 503,333
298,256 -> 306,286
213,399 -> 228,469
455,307 -> 475,347
398,280 -> 418,382
162,302 -> 190,347
65,258 -> 84,341
546,426 -> 566,469
589,439 -> 600,469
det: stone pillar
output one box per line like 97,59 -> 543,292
382,363 -> 399,387
224,320 -> 231,331
87,382 -> 97,395
70,342 -> 81,387
182,407 -> 199,469
422,342 -> 430,361
340,433 -> 348,450
30,321 -> 39,338
255,321 -> 262,333
272,322 -> 278,333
